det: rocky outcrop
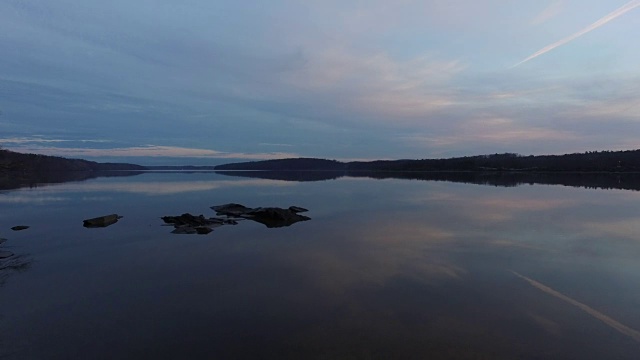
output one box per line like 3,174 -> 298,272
161,213 -> 232,235
211,203 -> 310,228
83,214 -> 122,228
162,203 -> 311,235
11,226 -> 29,231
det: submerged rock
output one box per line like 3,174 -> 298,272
11,226 -> 29,231
83,214 -> 122,228
0,238 -> 7,245
0,250 -> 14,259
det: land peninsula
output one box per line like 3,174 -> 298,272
214,150 -> 640,173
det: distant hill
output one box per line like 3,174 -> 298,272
214,150 -> 640,173
144,165 -> 218,171
0,149 -> 146,172
215,158 -> 346,171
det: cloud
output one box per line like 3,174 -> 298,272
402,117 -> 579,150
531,1 -> 564,25
3,144 -> 299,160
0,196 -> 68,204
0,137 -> 111,144
258,143 -> 294,147
1,1 -> 639,161
514,0 -> 640,67
283,48 -> 466,121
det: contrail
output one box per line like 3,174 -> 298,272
511,270 -> 640,342
513,0 -> 640,67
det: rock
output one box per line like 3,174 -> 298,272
162,214 -> 224,227
211,203 -> 253,217
165,204 -> 311,234
163,213 -> 224,235
171,226 -> 197,235
0,238 -> 7,245
195,226 -> 213,235
210,203 -> 311,228
83,214 -> 122,228
244,207 -> 311,228
11,226 -> 29,231
171,226 -> 213,235
0,250 -> 14,259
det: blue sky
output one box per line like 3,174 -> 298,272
1,0 -> 639,164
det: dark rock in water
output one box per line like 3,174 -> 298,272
210,203 -> 253,217
244,207 -> 311,228
211,203 -> 311,228
171,226 -> 213,235
163,213 -> 224,235
162,213 -> 223,227
171,226 -> 198,235
195,226 -> 213,235
83,214 -> 122,228
0,238 -> 7,245
11,226 -> 29,231
0,250 -> 14,259
164,203 -> 311,234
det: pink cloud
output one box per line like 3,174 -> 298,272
4,144 -> 299,160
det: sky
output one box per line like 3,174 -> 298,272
1,0 -> 639,165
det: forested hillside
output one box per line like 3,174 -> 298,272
215,150 -> 640,172
0,149 -> 145,172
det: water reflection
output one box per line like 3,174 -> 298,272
0,170 -> 143,191
0,254 -> 32,287
511,271 -> 640,343
0,172 -> 639,358
218,170 -> 640,192
12,178 -> 291,195
0,237 -> 31,287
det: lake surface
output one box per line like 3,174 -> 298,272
1,171 -> 640,359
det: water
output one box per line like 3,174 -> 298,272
1,171 -> 640,359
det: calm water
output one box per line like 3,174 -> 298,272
1,172 -> 640,359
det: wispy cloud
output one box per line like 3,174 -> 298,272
0,196 -> 68,204
4,145 -> 299,160
0,137 -> 111,144
531,1 -> 564,25
402,117 -> 579,150
258,143 -> 294,147
512,271 -> 640,342
513,0 -> 640,67
285,49 -> 465,120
